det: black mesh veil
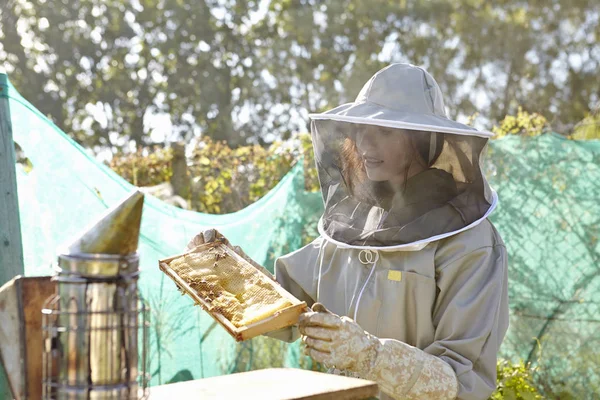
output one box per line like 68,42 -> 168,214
311,120 -> 495,248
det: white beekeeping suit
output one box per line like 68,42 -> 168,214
269,63 -> 508,400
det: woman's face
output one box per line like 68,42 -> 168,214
355,125 -> 416,182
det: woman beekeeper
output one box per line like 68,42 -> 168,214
188,63 -> 508,400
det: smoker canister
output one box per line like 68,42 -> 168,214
42,191 -> 149,400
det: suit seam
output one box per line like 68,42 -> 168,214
437,244 -> 505,273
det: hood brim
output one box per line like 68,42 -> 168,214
309,101 -> 493,138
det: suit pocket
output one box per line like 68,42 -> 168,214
376,270 -> 436,346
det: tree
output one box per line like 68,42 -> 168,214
0,0 -> 262,150
256,0 -> 600,132
2,0 -> 599,153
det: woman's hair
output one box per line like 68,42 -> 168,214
340,138 -> 366,195
339,128 -> 444,207
339,137 -> 394,208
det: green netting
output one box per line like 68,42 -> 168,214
2,74 -> 316,386
3,73 -> 600,398
486,134 -> 600,397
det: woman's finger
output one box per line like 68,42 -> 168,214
203,229 -> 217,243
186,229 -> 227,251
298,311 -> 342,329
311,302 -> 332,313
305,347 -> 334,366
298,325 -> 334,341
297,311 -> 315,327
303,336 -> 332,353
186,234 -> 204,251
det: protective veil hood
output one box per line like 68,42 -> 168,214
309,63 -> 497,250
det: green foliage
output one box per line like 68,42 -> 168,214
300,132 -> 320,192
570,109 -> 600,140
0,0 -> 262,148
490,359 -> 542,400
492,107 -> 549,138
529,341 -> 600,400
109,146 -> 173,187
108,134 -> 318,214
187,137 -> 296,214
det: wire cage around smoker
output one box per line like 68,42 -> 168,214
41,275 -> 150,399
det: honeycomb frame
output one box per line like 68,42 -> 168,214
159,242 -> 308,341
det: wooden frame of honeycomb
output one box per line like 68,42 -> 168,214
159,242 -> 308,341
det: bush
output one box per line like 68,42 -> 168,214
490,359 -> 542,400
108,134 -> 317,214
570,109 -> 600,140
109,146 -> 173,187
492,107 -> 549,138
299,132 -> 320,192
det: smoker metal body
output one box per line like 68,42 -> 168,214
42,252 -> 149,399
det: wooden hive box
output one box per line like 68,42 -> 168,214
159,242 -> 308,341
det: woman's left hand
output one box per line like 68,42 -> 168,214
298,303 -> 380,372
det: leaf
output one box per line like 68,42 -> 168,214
522,392 -> 539,400
199,157 -> 211,166
504,388 -> 518,400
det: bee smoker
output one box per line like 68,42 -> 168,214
42,191 -> 149,399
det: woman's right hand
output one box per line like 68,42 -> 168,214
185,228 -> 230,251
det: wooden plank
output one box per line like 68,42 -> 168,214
0,276 -> 56,400
0,277 -> 23,399
148,368 -> 378,400
21,277 -> 56,400
0,73 -> 24,285
237,302 -> 307,341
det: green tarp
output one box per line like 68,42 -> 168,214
3,74 -> 312,386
